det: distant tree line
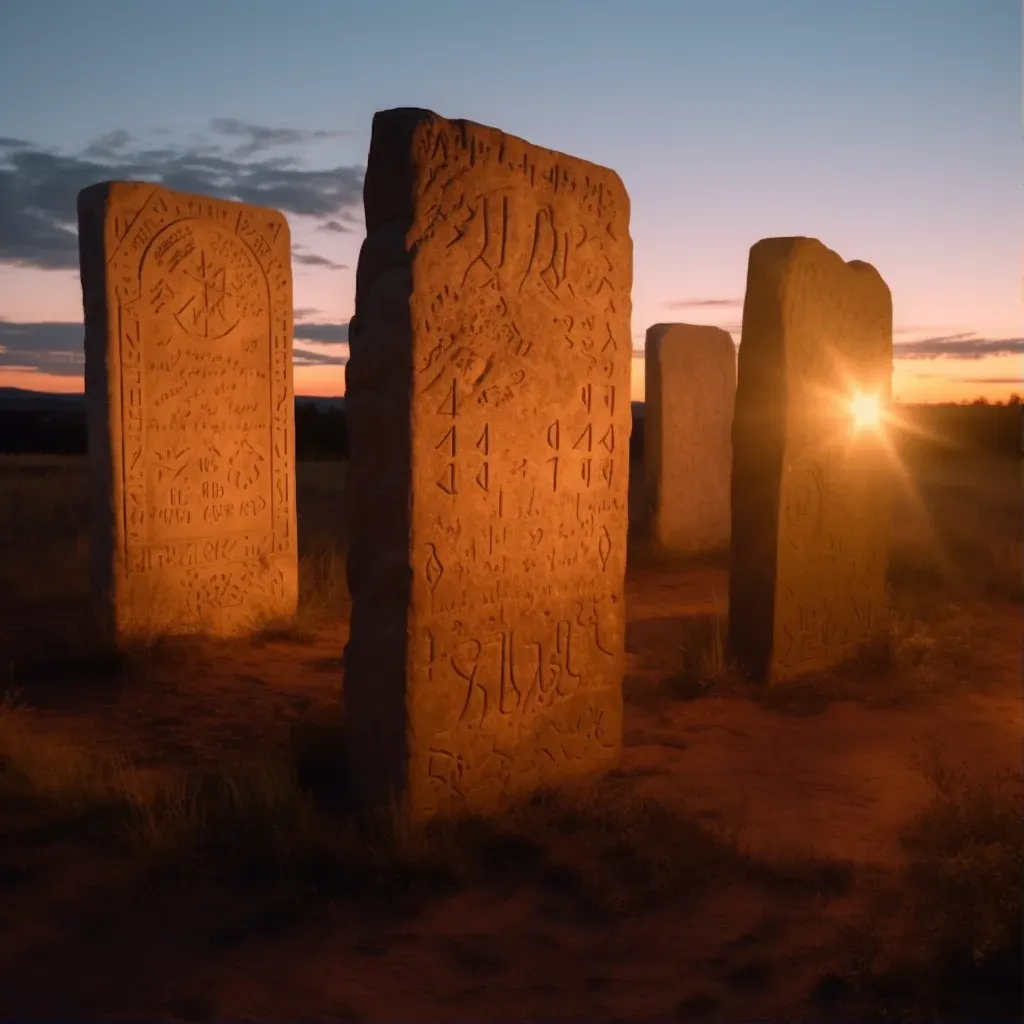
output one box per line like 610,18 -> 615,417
0,401 -> 1017,459
0,403 -> 350,459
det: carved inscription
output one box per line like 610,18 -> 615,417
346,110 -> 633,820
80,183 -> 297,640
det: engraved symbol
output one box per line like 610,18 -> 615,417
581,384 -> 592,413
599,426 -> 614,452
420,628 -> 438,682
198,447 -> 222,474
547,456 -> 559,492
453,639 -> 485,724
476,424 -> 490,454
581,459 -> 592,487
173,249 -> 239,339
152,446 -> 190,483
602,324 -> 618,354
187,570 -> 245,615
461,193 -> 510,286
227,439 -> 265,491
546,421 -> 560,450
574,424 -> 593,452
598,526 -> 612,572
476,462 -> 490,492
149,279 -> 174,313
600,459 -> 614,487
438,378 -> 458,417
520,207 -> 569,297
600,384 -> 616,414
437,463 -> 457,495
424,544 -> 444,592
436,426 -> 456,457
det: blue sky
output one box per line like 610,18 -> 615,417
0,0 -> 1020,400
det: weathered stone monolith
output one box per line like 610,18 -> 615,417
78,183 -> 298,643
345,108 -> 633,821
644,323 -> 735,553
728,236 -> 892,682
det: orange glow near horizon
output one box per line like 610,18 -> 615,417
1,328 -> 1021,404
2,355 -> 1021,405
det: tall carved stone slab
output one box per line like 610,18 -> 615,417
345,108 -> 633,821
728,237 -> 892,683
644,323 -> 735,553
78,183 -> 298,643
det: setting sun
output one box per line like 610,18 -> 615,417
849,390 -> 883,432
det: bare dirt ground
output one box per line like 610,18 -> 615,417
0,449 -> 1020,1022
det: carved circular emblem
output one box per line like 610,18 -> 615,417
146,222 -> 251,340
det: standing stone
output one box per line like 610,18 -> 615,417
345,108 -> 633,821
644,323 -> 735,553
78,183 -> 298,643
728,237 -> 892,683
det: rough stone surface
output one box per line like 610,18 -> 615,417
345,108 -> 633,821
78,182 -> 298,643
644,323 -> 735,553
728,237 -> 893,683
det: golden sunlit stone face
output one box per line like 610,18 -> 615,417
78,182 -> 299,645
729,236 -> 893,685
849,390 -> 883,432
345,108 -> 633,823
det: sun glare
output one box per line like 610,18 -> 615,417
849,390 -> 882,432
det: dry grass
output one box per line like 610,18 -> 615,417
0,441 -> 1018,1019
833,750 -> 1023,1021
1,684 -> 860,936
0,458 -> 350,661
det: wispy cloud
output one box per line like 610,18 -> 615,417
909,370 -> 1024,384
207,118 -> 351,159
0,320 -> 83,376
894,333 -> 1024,360
293,342 -> 349,367
291,244 -> 348,270
0,318 -> 350,376
294,322 -> 349,344
317,219 -> 354,234
0,122 -> 364,271
663,297 -> 742,310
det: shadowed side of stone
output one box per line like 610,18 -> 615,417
644,323 -> 735,554
728,236 -> 893,683
345,108 -> 633,822
77,182 -> 298,645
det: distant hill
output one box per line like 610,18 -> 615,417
0,390 -> 1016,459
0,389 -> 350,457
0,388 -> 85,411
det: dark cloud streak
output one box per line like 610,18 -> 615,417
294,322 -> 349,344
0,319 -> 351,376
0,320 -> 84,376
663,297 -> 742,310
208,118 -> 351,159
293,343 -> 348,367
894,334 -> 1024,360
0,123 -> 365,271
291,246 -> 348,271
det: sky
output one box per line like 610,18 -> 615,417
0,0 -> 1020,403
